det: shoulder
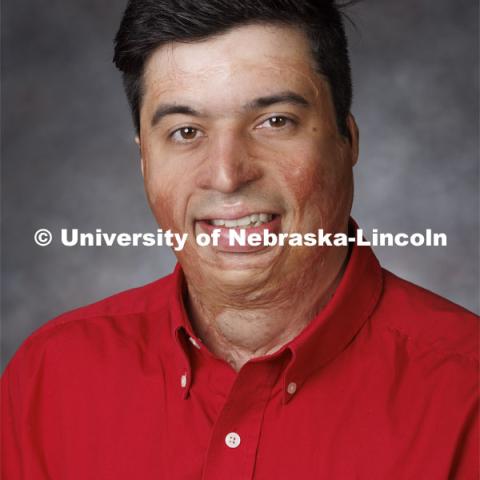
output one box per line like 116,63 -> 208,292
3,271 -> 178,377
365,269 -> 478,418
374,269 -> 478,365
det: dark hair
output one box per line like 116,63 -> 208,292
113,0 -> 355,137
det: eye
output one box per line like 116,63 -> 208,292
256,115 -> 295,130
170,126 -> 203,143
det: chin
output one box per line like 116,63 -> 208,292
203,244 -> 283,272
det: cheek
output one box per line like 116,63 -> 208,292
146,180 -> 177,229
274,139 -> 353,224
142,145 -> 190,231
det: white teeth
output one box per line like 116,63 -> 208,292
209,213 -> 273,228
237,216 -> 253,226
211,219 -> 225,226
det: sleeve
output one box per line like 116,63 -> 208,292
1,347 -> 51,480
1,359 -> 24,479
448,393 -> 480,479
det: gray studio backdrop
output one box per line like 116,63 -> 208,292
2,0 -> 479,369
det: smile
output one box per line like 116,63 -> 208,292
196,213 -> 282,253
208,213 -> 274,228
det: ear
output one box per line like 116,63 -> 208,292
134,135 -> 145,177
346,114 -> 359,166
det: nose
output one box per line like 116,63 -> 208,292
195,130 -> 262,193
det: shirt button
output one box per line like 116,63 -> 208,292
287,382 -> 297,395
189,337 -> 201,349
225,432 -> 241,449
180,373 -> 187,388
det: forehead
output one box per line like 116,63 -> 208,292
141,24 -> 323,110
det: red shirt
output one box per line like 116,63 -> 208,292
2,241 -> 479,479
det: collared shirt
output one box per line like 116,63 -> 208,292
2,237 -> 479,479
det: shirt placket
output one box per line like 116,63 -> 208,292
201,360 -> 281,480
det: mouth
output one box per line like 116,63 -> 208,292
208,213 -> 274,228
195,212 -> 281,253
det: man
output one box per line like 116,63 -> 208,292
2,1 -> 478,478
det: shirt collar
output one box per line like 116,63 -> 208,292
168,219 -> 383,402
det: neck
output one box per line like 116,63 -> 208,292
185,246 -> 349,371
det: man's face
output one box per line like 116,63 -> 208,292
138,24 -> 358,293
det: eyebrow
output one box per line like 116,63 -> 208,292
150,90 -> 310,127
245,91 -> 310,110
151,105 -> 201,127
